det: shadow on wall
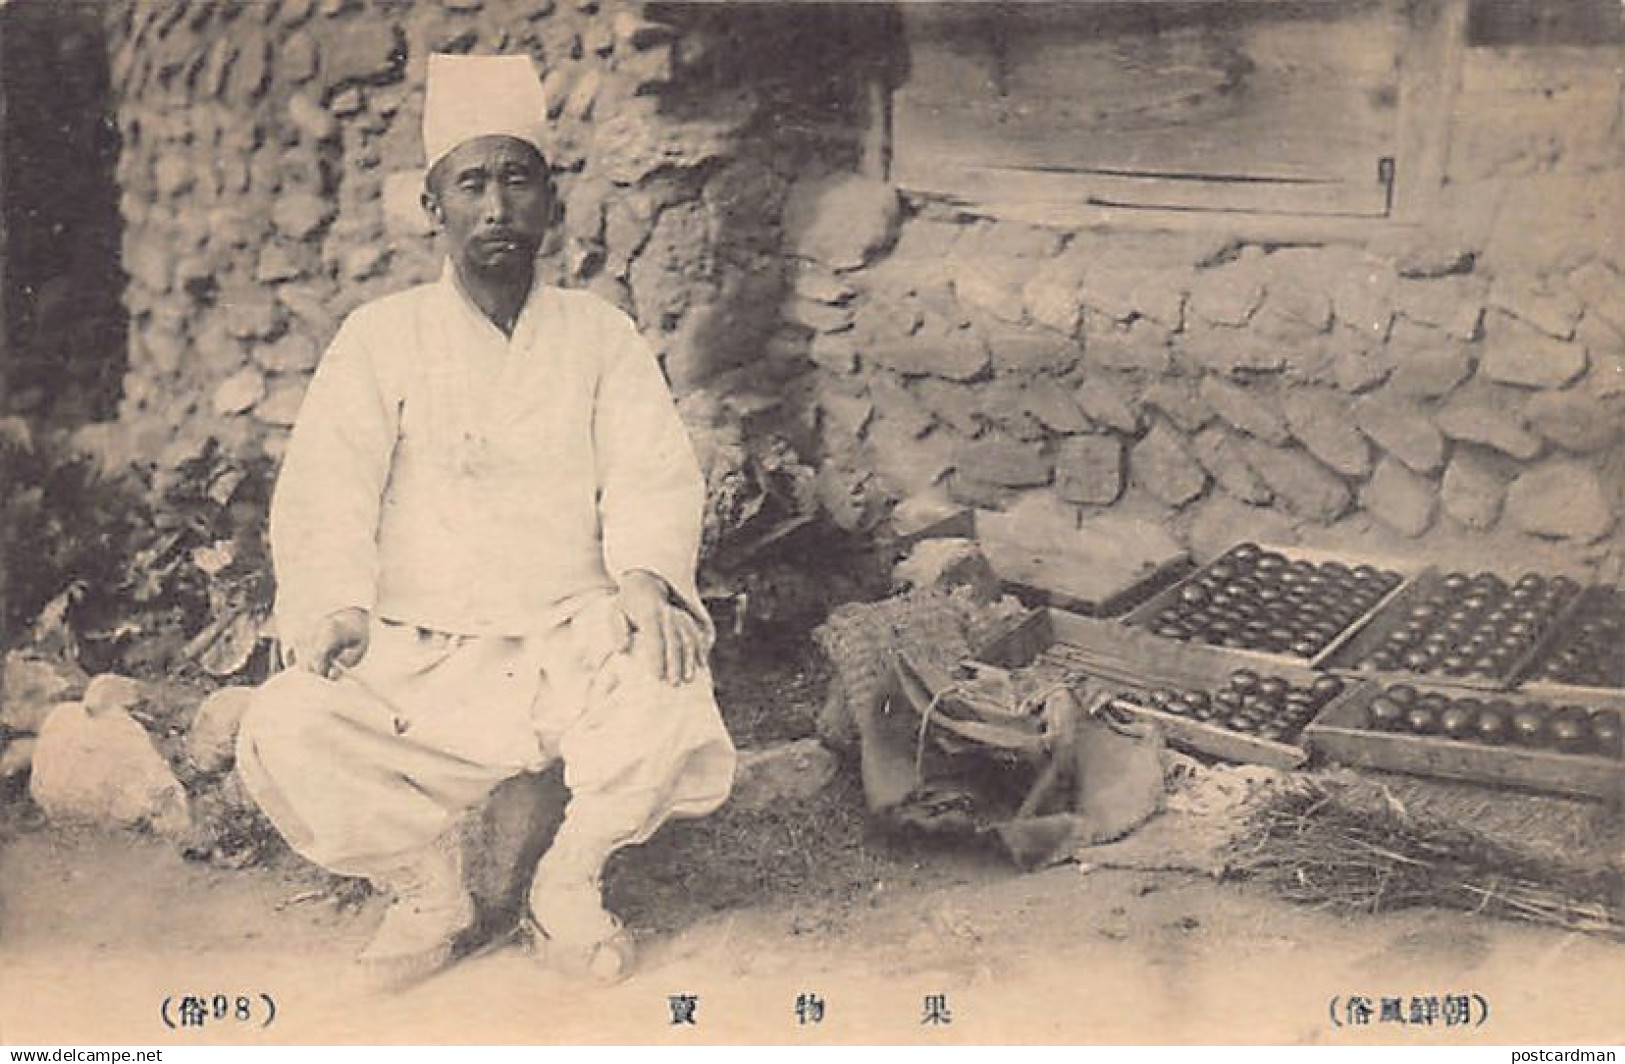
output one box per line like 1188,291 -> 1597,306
0,0 -> 127,426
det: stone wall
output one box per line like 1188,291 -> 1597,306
101,1 -> 1625,582
100,0 -> 887,475
795,37 -> 1625,577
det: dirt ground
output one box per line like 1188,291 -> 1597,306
2,635 -> 1623,1046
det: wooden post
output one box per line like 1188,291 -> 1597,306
1393,0 -> 1469,225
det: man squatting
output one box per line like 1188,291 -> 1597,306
234,54 -> 738,988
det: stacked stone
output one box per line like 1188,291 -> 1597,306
797,202 -> 1625,565
103,0 -> 816,469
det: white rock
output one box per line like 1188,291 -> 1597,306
187,687 -> 255,774
730,739 -> 839,812
30,703 -> 191,838
213,367 -> 266,416
83,674 -> 149,717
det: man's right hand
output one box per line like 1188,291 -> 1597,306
297,607 -> 371,679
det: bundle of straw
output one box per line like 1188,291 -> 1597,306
1228,782 -> 1624,937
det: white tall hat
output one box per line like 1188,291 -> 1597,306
422,53 -> 550,175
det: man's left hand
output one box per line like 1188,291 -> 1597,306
616,570 -> 708,686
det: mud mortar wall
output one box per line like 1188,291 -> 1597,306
101,0 -> 882,473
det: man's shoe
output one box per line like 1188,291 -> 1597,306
526,868 -> 635,985
354,841 -> 476,992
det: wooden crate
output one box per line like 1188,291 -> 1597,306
976,608 -> 1372,771
1319,569 -> 1587,693
1122,543 -> 1417,670
1303,683 -> 1625,801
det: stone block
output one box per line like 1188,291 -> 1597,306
1330,265 -> 1396,339
1360,458 -> 1436,538
1198,377 -> 1289,444
1480,310 -> 1588,389
809,333 -> 858,375
1490,274 -> 1583,340
913,379 -> 981,436
1440,449 -> 1505,531
866,375 -> 932,439
1567,260 -> 1625,339
286,90 -> 338,142
783,174 -> 900,271
1332,343 -> 1396,394
254,243 -> 305,284
868,422 -> 955,496
1282,388 -> 1372,479
213,367 -> 266,416
1378,323 -> 1482,397
1179,325 -> 1286,376
952,434 -> 1053,488
953,260 -> 1031,325
254,378 -> 308,427
868,328 -> 988,382
1504,461 -> 1615,542
1055,435 -> 1125,506
1353,395 -> 1446,475
1435,393 -> 1543,460
1021,269 -> 1086,336
978,379 -> 1048,440
1130,269 -> 1190,329
1074,377 -> 1140,435
1130,423 -> 1207,508
322,19 -> 403,88
1086,316 -> 1172,374
1188,261 -> 1265,327
1392,274 -> 1486,342
985,328 -> 1081,376
1023,379 -> 1093,435
222,293 -> 284,340
1140,380 -> 1211,433
1239,440 -> 1352,523
272,191 -> 335,240
278,32 -> 320,85
30,703 -> 191,839
1521,391 -> 1619,454
1191,426 -> 1272,505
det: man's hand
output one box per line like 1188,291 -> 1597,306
616,570 -> 708,686
296,607 -> 371,680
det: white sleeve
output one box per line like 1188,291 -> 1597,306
268,313 -> 399,652
592,310 -> 709,630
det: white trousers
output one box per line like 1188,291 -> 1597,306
235,595 -> 737,878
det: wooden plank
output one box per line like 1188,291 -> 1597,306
1304,683 -> 1625,800
892,161 -> 1392,217
893,0 -> 1406,221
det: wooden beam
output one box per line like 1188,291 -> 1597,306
1393,0 -> 1469,224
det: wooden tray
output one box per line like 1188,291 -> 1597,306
1122,542 -> 1417,670
1517,585 -> 1625,697
976,608 -> 1371,770
1319,569 -> 1585,693
992,549 -> 1193,618
1303,683 -> 1625,801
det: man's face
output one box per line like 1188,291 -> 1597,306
423,135 -> 555,282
